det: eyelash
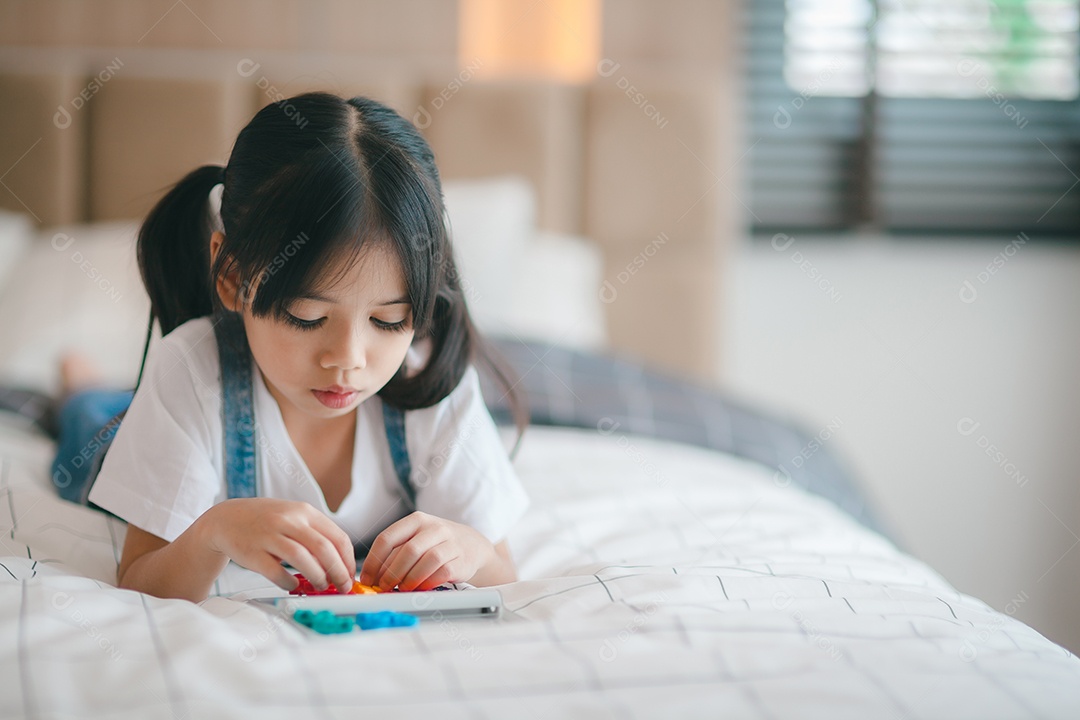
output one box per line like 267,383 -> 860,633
282,313 -> 410,334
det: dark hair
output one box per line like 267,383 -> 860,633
135,92 -> 528,455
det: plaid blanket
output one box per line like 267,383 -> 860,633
481,335 -> 892,542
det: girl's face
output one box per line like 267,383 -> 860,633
212,233 -> 416,425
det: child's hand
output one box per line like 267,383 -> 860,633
200,497 -> 357,593
358,512 -> 495,592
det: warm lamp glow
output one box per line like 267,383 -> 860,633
459,0 -> 601,82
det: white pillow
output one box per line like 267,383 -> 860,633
0,220 -> 150,394
0,210 -> 34,294
441,175 -> 534,333
506,230 -> 607,350
441,176 -> 608,350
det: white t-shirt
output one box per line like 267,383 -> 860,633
88,316 -> 530,551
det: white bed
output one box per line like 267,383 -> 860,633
0,196 -> 1078,718
2,419 -> 1079,718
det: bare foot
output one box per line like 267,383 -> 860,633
59,351 -> 104,399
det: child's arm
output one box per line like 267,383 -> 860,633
117,521 -> 227,602
117,498 -> 358,602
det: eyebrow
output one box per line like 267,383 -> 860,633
300,293 -> 411,306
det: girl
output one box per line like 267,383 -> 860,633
56,92 -> 531,603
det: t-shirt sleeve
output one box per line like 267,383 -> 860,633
87,331 -> 223,544
408,364 -> 530,545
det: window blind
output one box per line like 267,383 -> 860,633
747,0 -> 1080,236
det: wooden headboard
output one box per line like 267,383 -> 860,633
0,55 -> 738,385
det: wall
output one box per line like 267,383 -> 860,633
722,234 -> 1080,654
596,0 -> 745,384
0,0 -> 459,59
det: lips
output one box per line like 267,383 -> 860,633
312,385 -> 360,409
316,384 -> 358,394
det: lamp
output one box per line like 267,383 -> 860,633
458,0 -> 601,82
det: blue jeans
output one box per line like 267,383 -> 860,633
51,388 -> 133,505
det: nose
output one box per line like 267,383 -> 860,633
320,321 -> 368,371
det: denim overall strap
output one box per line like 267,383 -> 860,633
213,312 -> 258,499
381,401 -> 415,510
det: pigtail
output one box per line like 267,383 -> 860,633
136,164 -> 223,336
379,283 -> 469,409
378,255 -> 531,460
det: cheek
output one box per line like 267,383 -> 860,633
379,332 -> 415,369
246,322 -> 308,374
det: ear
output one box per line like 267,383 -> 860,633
209,230 -> 243,312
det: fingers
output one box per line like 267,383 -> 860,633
270,536 -> 332,590
358,547 -> 390,588
305,512 -> 358,590
396,541 -> 458,591
214,499 -> 359,593
377,529 -> 453,592
262,558 -> 301,592
242,550 -> 303,592
284,525 -> 354,592
359,512 -> 424,586
358,555 -> 377,587
375,545 -> 406,589
264,536 -> 345,593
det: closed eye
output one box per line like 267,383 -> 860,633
283,312 -> 325,331
283,312 -> 410,333
373,318 -> 411,333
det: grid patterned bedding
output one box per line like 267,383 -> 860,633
1,422 -> 1078,718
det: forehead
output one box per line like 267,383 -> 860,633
319,239 -> 407,301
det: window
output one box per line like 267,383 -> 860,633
747,0 -> 1080,236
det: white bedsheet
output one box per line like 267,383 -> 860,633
1,417 -> 1077,718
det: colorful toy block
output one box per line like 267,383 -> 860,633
291,608 -> 420,634
292,609 -> 354,634
289,572 -> 387,596
355,611 -> 420,630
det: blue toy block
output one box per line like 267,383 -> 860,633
355,611 -> 419,630
293,609 -> 355,634
292,609 -> 419,634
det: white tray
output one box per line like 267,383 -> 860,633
249,587 -> 503,620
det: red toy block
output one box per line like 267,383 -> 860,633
289,572 -> 389,596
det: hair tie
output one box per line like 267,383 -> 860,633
208,182 -> 224,233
